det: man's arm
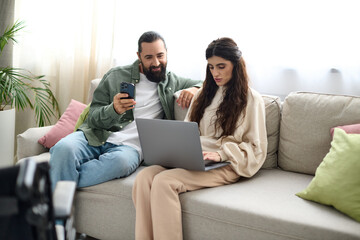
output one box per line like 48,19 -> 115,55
86,74 -> 131,131
172,74 -> 202,109
113,93 -> 136,114
176,87 -> 199,108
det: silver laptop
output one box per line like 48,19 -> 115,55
136,118 -> 230,171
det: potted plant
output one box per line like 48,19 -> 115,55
0,20 -> 60,167
0,20 -> 60,126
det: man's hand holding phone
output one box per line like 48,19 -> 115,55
113,82 -> 136,114
113,93 -> 136,114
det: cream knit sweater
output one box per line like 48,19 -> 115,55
185,86 -> 267,177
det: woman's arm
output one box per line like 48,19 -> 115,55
217,90 -> 268,177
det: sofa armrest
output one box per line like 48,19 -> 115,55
17,125 -> 53,161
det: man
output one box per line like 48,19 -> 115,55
49,31 -> 202,190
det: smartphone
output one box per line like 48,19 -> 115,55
120,82 -> 135,99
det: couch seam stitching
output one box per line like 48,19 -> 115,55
76,190 -> 132,200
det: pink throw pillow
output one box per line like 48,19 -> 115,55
330,123 -> 360,138
38,99 -> 87,148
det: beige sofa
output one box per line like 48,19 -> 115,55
17,79 -> 360,240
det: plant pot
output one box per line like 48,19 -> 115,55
0,106 -> 15,167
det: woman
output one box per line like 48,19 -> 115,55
132,38 -> 267,240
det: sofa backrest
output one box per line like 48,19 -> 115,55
278,92 -> 360,175
262,95 -> 281,168
87,78 -> 101,104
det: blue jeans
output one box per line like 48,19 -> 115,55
49,131 -> 140,190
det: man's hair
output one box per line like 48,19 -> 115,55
138,31 -> 166,53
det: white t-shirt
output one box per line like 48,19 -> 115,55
106,73 -> 164,158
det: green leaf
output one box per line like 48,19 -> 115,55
0,20 -> 59,126
0,20 -> 25,52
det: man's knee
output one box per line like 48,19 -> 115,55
120,157 -> 140,177
50,138 -> 84,170
110,148 -> 140,176
51,138 -> 74,155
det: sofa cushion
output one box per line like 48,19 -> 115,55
38,99 -> 87,149
181,169 -> 360,240
278,92 -> 360,174
74,104 -> 90,131
296,128 -> 360,222
17,126 -> 53,160
75,166 -> 145,240
261,95 -> 281,168
174,92 -> 281,169
330,122 -> 360,137
74,168 -> 360,240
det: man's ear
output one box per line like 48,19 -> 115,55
137,52 -> 141,62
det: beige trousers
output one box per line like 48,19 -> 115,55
132,165 -> 240,240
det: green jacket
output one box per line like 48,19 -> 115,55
79,60 -> 202,146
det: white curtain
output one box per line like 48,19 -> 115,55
14,0 -> 360,133
14,0 -> 117,135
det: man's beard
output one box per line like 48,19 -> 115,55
141,62 -> 167,83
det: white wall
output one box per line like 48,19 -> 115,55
113,0 -> 360,98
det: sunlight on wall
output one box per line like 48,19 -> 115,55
14,0 -> 360,99
112,0 -> 360,97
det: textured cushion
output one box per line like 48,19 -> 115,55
17,126 -> 53,161
38,99 -> 87,148
330,123 -> 360,137
296,128 -> 360,222
278,92 -> 360,174
173,92 -> 281,169
261,95 -> 281,168
74,104 -> 90,131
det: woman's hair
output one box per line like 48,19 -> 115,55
189,37 -> 249,137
